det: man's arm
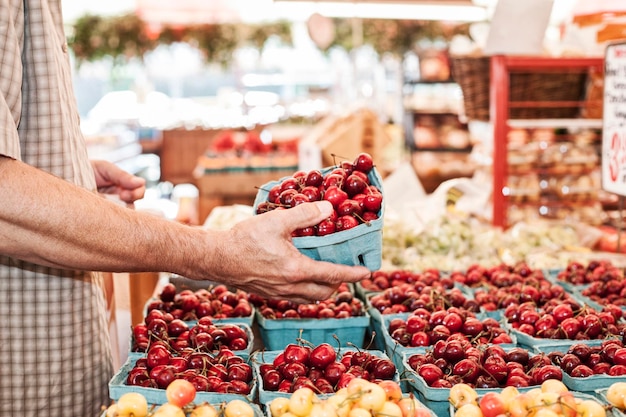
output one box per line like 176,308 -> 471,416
0,156 -> 370,302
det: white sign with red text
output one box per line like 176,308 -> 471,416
602,42 -> 626,196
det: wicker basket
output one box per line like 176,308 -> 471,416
450,56 -> 589,121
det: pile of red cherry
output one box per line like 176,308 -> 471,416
255,152 -> 383,237
367,284 -> 478,315
247,283 -> 366,319
504,299 -> 626,340
256,343 -> 396,394
145,283 -> 254,321
450,262 -> 547,289
132,312 -> 250,354
556,259 -> 624,286
581,274 -> 626,308
472,279 -> 576,312
125,344 -> 253,394
549,340 -> 626,377
406,342 -> 562,389
358,269 -> 454,293
388,307 -> 513,348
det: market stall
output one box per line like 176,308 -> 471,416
62,1 -> 626,417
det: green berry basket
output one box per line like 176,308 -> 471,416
252,166 -> 385,271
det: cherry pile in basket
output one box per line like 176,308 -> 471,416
255,152 -> 382,237
257,342 -> 396,394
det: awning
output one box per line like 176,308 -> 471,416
136,0 -> 241,27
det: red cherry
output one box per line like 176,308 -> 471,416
336,215 -> 359,231
344,174 -> 368,197
363,192 -> 383,212
284,344 -> 311,365
353,152 -> 374,173
309,343 -> 337,369
159,283 -> 177,302
322,174 -> 344,189
323,361 -> 347,386
323,185 -> 348,209
301,185 -> 321,201
417,363 -> 443,386
316,219 -> 336,236
305,170 -> 324,187
337,199 -> 362,217
262,369 -> 282,390
280,177 -> 300,193
279,189 -> 299,206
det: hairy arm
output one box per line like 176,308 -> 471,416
0,156 -> 370,302
0,155 -> 196,272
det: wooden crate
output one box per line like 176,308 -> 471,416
195,169 -> 296,223
160,128 -> 223,184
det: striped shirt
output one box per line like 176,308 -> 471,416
0,0 -> 113,415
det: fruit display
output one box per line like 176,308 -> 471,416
254,152 -> 382,236
253,343 -> 397,400
450,380 -> 608,417
131,314 -> 252,355
104,380 -> 258,417
145,283 -> 254,323
405,342 -> 558,390
106,253 -> 626,416
267,379 -> 433,417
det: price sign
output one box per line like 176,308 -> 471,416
602,42 -> 626,196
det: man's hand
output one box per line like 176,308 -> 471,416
90,160 -> 146,204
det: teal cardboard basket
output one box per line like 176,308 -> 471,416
596,387 -> 626,414
255,310 -> 370,351
252,166 -> 384,270
109,355 -> 258,404
562,370 -> 626,394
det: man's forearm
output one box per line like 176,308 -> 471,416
0,156 -> 210,275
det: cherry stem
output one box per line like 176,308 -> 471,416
352,211 -> 372,227
332,334 -> 343,355
330,153 -> 352,166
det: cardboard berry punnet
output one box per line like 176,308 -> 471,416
253,155 -> 385,271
